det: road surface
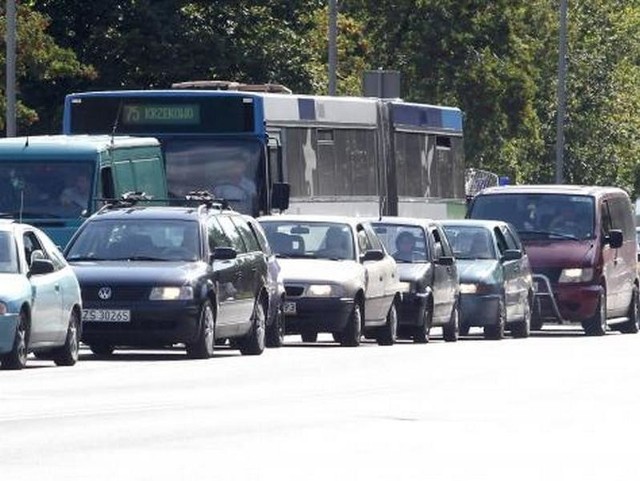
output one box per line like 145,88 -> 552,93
1,327 -> 639,481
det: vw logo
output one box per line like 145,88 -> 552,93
97,287 -> 112,300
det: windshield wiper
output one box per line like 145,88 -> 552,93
67,256 -> 107,262
520,230 -> 579,241
110,256 -> 167,262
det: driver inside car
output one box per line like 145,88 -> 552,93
393,231 -> 416,263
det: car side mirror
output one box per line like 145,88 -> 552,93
29,258 -> 55,276
607,229 -> 623,249
271,183 -> 290,212
361,249 -> 385,263
210,247 -> 237,262
436,255 -> 455,266
501,249 -> 523,262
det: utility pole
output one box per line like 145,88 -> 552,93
328,0 -> 337,96
5,0 -> 17,137
555,0 -> 568,184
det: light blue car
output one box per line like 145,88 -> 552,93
0,220 -> 82,370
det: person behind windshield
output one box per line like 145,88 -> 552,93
549,205 -> 579,236
319,226 -> 352,260
393,231 -> 416,263
60,173 -> 91,212
212,158 -> 256,214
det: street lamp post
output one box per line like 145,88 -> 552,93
555,0 -> 568,184
5,0 -> 17,137
328,0 -> 337,96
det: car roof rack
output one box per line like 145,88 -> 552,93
171,80 -> 293,94
95,191 -> 232,215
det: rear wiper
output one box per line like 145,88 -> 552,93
520,230 -> 579,241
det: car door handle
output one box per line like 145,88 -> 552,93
379,276 -> 383,281
54,284 -> 60,292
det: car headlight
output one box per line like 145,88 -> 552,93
558,268 -> 594,283
459,283 -> 478,294
0,302 -> 6,315
307,284 -> 342,297
149,286 -> 194,301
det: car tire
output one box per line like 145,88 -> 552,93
1,309 -> 29,371
442,302 -> 460,342
90,344 -> 115,357
459,323 -> 470,336
413,301 -> 432,344
617,285 -> 639,334
341,301 -> 362,347
377,302 -> 398,346
583,290 -> 607,336
530,299 -> 544,330
239,297 -> 266,356
266,302 -> 285,348
511,297 -> 531,339
186,300 -> 215,359
301,332 -> 318,343
484,298 -> 506,340
52,310 -> 80,366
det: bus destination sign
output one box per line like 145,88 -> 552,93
122,104 -> 201,125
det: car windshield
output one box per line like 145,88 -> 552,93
0,231 -> 18,273
372,223 -> 428,263
0,162 -> 94,219
442,225 -> 497,260
163,139 -> 262,216
66,219 -> 201,262
260,221 -> 355,261
470,193 -> 595,241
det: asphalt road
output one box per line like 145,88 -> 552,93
1,327 -> 639,481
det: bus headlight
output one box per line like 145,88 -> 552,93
558,268 -> 593,283
149,286 -> 194,301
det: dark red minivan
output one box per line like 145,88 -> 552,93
468,185 -> 638,336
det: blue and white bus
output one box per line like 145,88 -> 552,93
63,85 -> 465,218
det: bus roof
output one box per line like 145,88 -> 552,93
0,135 -> 159,158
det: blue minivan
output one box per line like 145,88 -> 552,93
0,135 -> 167,247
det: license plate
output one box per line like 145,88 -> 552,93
82,309 -> 131,322
283,302 -> 297,315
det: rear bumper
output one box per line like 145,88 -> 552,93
0,314 -> 19,354
283,297 -> 354,334
81,301 -> 200,347
533,275 -> 601,323
459,294 -> 501,326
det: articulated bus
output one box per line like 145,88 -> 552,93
63,85 -> 465,218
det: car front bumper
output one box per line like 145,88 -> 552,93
81,301 -> 201,347
533,276 -> 601,323
0,313 -> 19,354
459,294 -> 501,327
283,297 -> 355,334
398,291 -> 429,326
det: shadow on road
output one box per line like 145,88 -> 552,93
78,346 -> 239,362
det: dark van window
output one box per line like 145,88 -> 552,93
470,193 -> 595,241
608,196 -> 634,240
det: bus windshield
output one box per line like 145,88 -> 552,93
470,193 -> 596,241
163,139 -> 262,216
0,162 -> 94,219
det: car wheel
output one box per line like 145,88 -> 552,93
511,296 -> 531,339
186,300 -> 215,359
52,310 -> 80,366
266,302 -> 285,348
459,323 -> 470,337
301,332 -> 318,343
90,344 -> 115,357
484,298 -> 506,340
583,290 -> 607,336
530,298 -> 544,330
377,302 -> 398,346
239,297 -> 266,356
1,309 -> 29,370
442,301 -> 459,342
340,301 -> 362,347
617,285 -> 639,334
413,301 -> 432,344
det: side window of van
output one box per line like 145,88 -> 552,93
101,167 -> 115,199
608,196 -> 635,241
601,201 -> 612,235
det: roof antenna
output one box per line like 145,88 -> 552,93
378,196 -> 386,221
110,100 -> 124,147
24,135 -> 29,148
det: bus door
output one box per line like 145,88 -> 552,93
267,132 -> 289,213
